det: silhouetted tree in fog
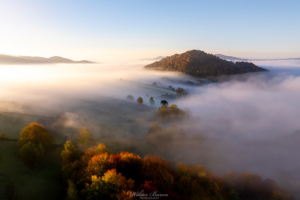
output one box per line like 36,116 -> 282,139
160,100 -> 168,106
137,97 -> 143,104
126,95 -> 134,101
149,97 -> 155,105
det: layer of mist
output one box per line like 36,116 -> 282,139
1,59 -> 300,196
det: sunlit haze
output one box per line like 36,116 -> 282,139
0,1 -> 299,60
1,1 -> 300,200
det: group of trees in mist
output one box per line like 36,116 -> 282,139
157,103 -> 189,119
17,123 -> 54,167
126,95 -> 156,105
0,120 -> 294,199
176,88 -> 189,96
60,141 -> 292,200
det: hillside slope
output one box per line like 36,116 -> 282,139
145,50 -> 267,78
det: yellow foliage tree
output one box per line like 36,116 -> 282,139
85,169 -> 134,200
18,123 -> 54,149
78,128 -> 94,146
137,97 -> 143,104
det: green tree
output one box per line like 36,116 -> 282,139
61,141 -> 80,164
137,97 -> 143,104
19,142 -> 44,166
66,180 -> 79,200
95,143 -> 110,154
149,97 -> 155,105
18,123 -> 54,149
78,128 -> 94,146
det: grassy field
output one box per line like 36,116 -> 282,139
0,97 -> 159,200
0,112 -> 66,200
0,112 -> 39,139
0,142 -> 65,200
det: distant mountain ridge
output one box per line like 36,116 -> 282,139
215,54 -> 300,61
0,54 -> 94,65
140,56 -> 165,60
215,54 -> 246,61
145,50 -> 267,78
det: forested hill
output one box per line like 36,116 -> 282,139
144,50 -> 267,78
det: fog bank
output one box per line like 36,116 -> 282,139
1,59 -> 300,196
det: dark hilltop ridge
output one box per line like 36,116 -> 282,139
0,54 -> 94,65
145,50 -> 267,78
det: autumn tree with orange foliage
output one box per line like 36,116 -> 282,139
18,123 -> 54,148
137,97 -> 143,104
61,141 -> 292,200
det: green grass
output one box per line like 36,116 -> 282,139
0,98 -> 156,200
0,141 -> 65,200
0,113 -> 39,139
0,112 -> 67,200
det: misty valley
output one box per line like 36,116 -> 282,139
0,57 -> 300,200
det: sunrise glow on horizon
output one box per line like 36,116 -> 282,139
0,0 -> 299,61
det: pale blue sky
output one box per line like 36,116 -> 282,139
0,0 -> 299,61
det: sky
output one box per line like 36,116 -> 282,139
0,0 -> 299,61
